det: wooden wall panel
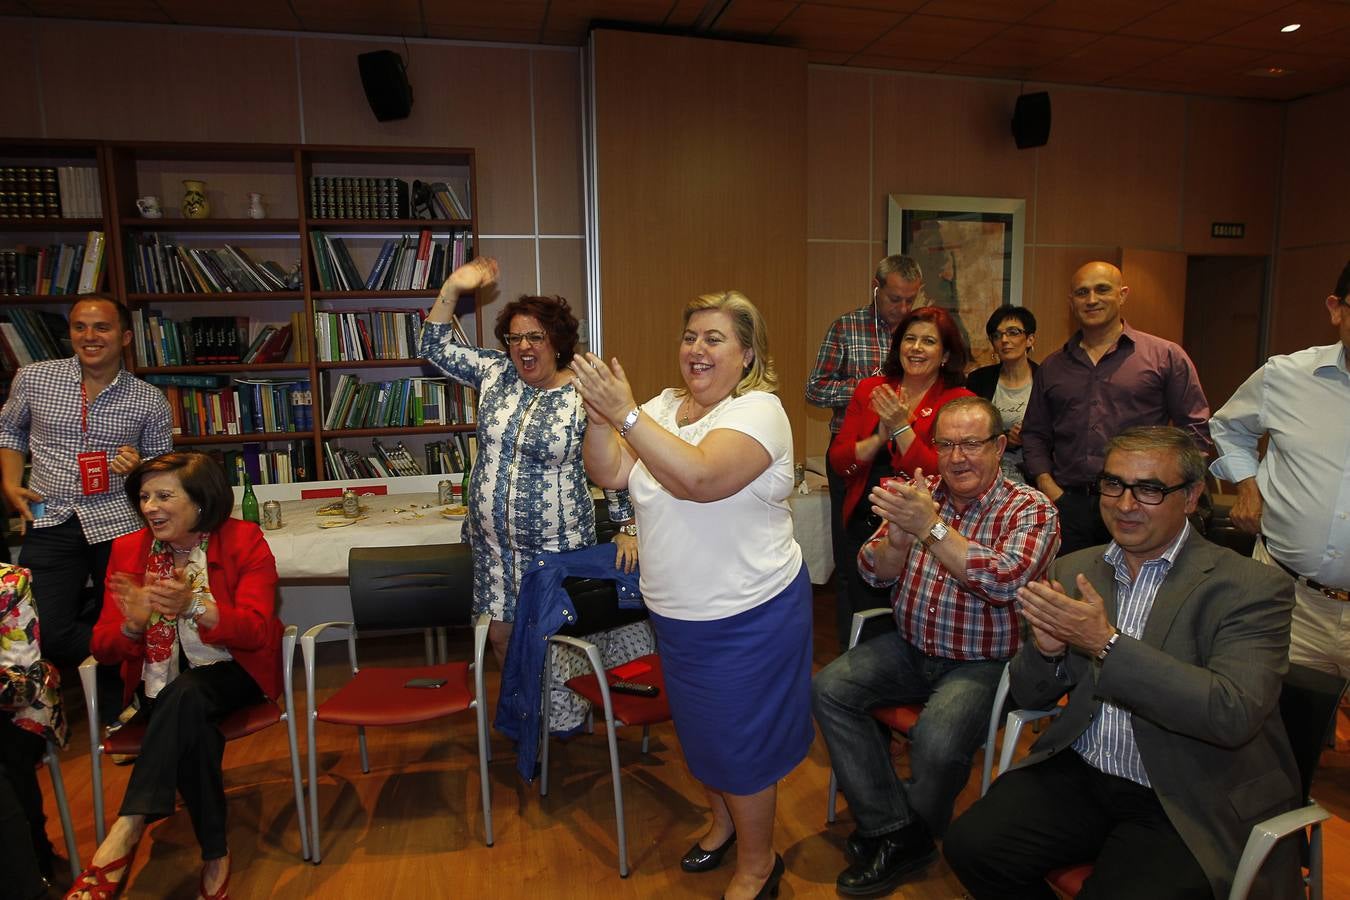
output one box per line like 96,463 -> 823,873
297,40 -> 537,236
807,67 -> 871,242
475,236 -> 538,349
538,237 -> 587,335
1120,247 -> 1188,343
1279,85 -> 1350,251
1270,244 -> 1349,356
0,21 -> 43,136
1184,255 -> 1266,410
1181,98 -> 1281,255
871,74 -> 1037,243
1026,247 -> 1121,359
593,30 -> 809,452
532,50 -> 586,237
803,241 -> 876,456
35,23 -> 300,142
1033,87 -> 1185,249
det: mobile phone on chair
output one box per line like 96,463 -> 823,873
405,677 -> 448,689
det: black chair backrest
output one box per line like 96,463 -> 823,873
593,497 -> 617,543
1278,662 -> 1348,802
557,574 -> 648,638
348,544 -> 475,630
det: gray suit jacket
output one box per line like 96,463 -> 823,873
1010,534 -> 1302,900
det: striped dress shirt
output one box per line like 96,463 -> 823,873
858,477 -> 1060,661
1073,522 -> 1194,787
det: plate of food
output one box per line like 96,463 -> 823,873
440,505 -> 468,520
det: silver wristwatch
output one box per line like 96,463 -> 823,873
920,519 -> 949,549
186,598 -> 208,628
618,523 -> 639,537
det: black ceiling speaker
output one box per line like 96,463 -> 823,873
1011,92 -> 1051,149
358,50 -> 414,122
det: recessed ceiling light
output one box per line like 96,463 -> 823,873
1281,23 -> 1301,33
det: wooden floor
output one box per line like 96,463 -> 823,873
38,585 -> 1350,899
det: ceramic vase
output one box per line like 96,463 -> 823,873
182,179 -> 210,219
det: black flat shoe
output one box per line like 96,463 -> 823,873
836,823 -> 936,897
721,853 -> 785,900
681,830 -> 737,872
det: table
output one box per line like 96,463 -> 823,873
789,472 -> 833,585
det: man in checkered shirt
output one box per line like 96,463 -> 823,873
812,396 -> 1059,897
0,297 -> 172,702
807,254 -> 924,651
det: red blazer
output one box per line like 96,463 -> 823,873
94,518 -> 283,705
828,376 -> 975,522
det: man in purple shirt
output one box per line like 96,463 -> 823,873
1021,262 -> 1211,555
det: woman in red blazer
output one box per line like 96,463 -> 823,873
827,307 -> 974,625
69,452 -> 280,900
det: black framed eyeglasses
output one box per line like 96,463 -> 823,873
989,327 -> 1026,339
1095,474 -> 1192,505
934,436 -> 999,456
504,331 -> 547,346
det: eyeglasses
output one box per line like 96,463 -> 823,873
1095,474 -> 1192,505
504,331 -> 547,347
990,327 -> 1027,340
934,436 -> 998,456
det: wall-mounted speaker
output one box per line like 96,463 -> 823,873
1011,92 -> 1051,149
357,50 -> 414,122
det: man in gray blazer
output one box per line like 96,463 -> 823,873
944,426 -> 1302,900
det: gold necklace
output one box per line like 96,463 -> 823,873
679,397 -> 695,426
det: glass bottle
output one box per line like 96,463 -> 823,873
460,463 -> 471,507
241,475 -> 260,524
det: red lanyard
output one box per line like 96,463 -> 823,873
80,381 -> 90,434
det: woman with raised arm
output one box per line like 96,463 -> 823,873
571,291 -> 811,900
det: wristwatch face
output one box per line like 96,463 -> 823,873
922,520 -> 949,547
619,524 -> 638,537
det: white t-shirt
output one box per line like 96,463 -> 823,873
630,389 -> 803,621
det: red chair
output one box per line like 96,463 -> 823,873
78,624 -> 310,859
300,544 -> 492,864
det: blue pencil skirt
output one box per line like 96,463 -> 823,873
648,563 -> 814,795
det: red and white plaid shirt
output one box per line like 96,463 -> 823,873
806,304 -> 896,432
859,477 -> 1060,660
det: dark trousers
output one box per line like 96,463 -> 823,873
944,750 -> 1211,900
119,660 -> 264,860
827,440 -> 892,653
1053,491 -> 1111,558
0,719 -> 50,899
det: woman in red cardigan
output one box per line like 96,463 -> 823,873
69,452 -> 280,900
827,307 -> 973,630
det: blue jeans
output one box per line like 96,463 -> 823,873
812,629 -> 1005,838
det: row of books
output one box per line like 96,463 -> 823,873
416,179 -> 471,219
0,310 -> 71,370
220,441 -> 316,486
314,308 -> 425,361
321,373 -> 473,430
0,232 -> 107,296
424,434 -> 476,475
146,374 -> 314,437
309,229 -> 469,292
323,438 -> 425,480
126,235 -> 294,294
132,312 -> 296,368
0,166 -> 102,219
308,177 -> 410,220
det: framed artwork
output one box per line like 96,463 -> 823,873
887,194 -> 1025,369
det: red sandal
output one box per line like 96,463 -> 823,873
64,851 -> 134,900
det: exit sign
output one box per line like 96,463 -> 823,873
1211,222 -> 1245,239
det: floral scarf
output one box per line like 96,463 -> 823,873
140,535 -> 231,699
0,565 -> 67,747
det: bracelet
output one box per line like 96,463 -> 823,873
618,408 -> 641,437
890,423 -> 913,441
1096,630 -> 1121,661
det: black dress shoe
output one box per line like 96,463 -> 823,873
836,822 -> 937,897
681,831 -> 736,872
844,829 -> 877,863
721,853 -> 785,900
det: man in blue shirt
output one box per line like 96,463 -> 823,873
0,297 -> 173,707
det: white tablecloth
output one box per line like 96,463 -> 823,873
260,492 -> 463,580
789,472 -> 833,585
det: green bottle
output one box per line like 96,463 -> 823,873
241,474 -> 260,524
460,463 -> 471,507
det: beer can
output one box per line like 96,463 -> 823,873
438,479 -> 454,505
262,500 -> 283,530
341,489 -> 361,519
793,463 -> 805,487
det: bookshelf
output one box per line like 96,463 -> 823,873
0,138 -> 482,482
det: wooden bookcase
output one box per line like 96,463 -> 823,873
0,138 -> 482,481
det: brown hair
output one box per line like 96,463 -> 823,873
881,306 -> 970,386
492,295 -> 581,366
124,451 -> 234,533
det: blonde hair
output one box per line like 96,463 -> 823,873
681,291 -> 778,396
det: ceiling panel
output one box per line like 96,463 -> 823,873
22,0 -> 170,23
1028,35 -> 1186,84
1021,0 -> 1171,33
1119,2 -> 1266,42
157,0 -> 302,29
665,0 -> 708,29
774,3 -> 906,54
292,15 -> 425,37
713,0 -> 797,35
864,14 -> 1005,62
806,0 -> 925,10
424,23 -> 547,42
914,0 -> 1054,25
955,23 -> 1084,69
0,0 -> 33,11
849,52 -> 941,71
422,0 -> 548,31
291,0 -> 420,18
1213,0 -> 1350,51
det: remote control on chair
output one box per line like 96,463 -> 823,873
609,681 -> 659,697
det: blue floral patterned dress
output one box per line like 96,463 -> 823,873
420,321 -> 598,622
